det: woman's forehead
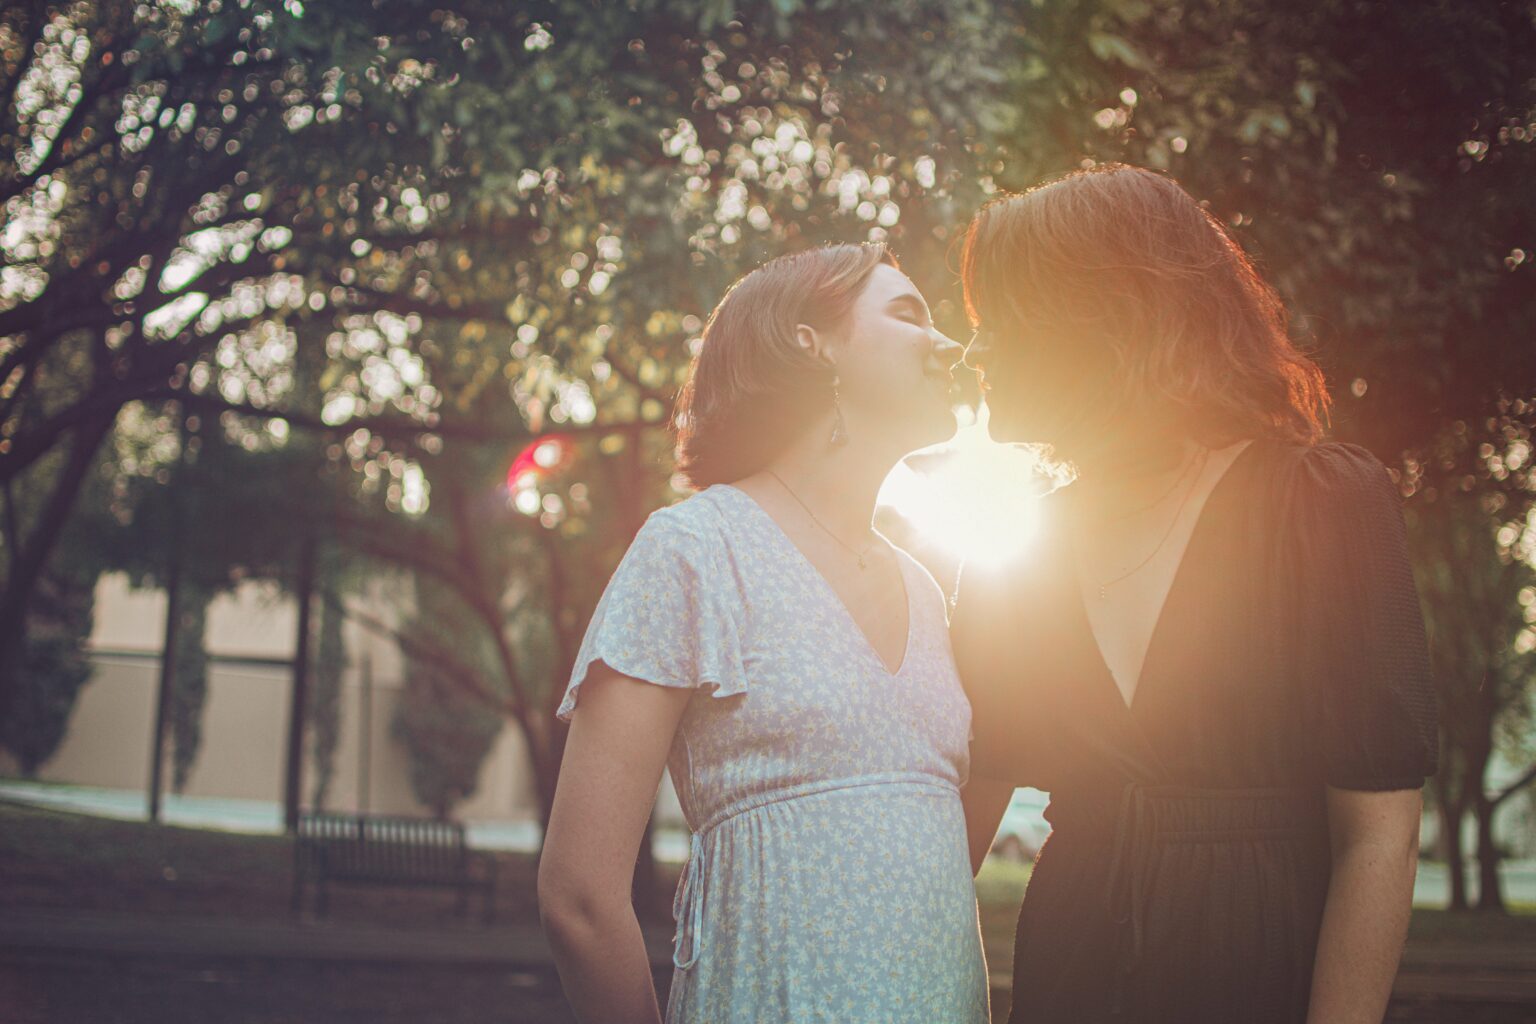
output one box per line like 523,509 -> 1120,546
860,263 -> 923,306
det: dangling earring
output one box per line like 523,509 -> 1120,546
829,374 -> 849,447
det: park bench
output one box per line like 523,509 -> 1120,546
291,812 -> 498,922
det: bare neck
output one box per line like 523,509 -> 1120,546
1066,433 -> 1207,514
749,425 -> 903,542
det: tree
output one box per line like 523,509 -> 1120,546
0,414 -> 117,774
1406,405 -> 1536,912
288,0 -> 1021,836
307,566 -> 348,810
388,569 -> 508,821
1,0 -> 1015,765
167,575 -> 213,792
0,0 -> 466,719
0,537 -> 95,774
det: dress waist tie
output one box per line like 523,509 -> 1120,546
671,831 -> 706,970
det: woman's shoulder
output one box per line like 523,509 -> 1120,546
1265,438 -> 1402,510
621,487 -> 752,584
637,485 -> 736,544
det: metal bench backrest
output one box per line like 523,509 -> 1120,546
298,813 -> 468,881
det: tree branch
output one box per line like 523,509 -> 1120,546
441,470 -> 534,719
148,386 -> 667,447
1492,762 -> 1536,808
317,587 -> 513,716
0,474 -> 20,566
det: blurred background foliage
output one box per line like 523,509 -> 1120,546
0,0 -> 1532,909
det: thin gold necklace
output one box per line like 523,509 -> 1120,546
1082,448 -> 1209,600
1092,451 -> 1203,525
766,469 -> 876,570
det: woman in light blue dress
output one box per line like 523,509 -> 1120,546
538,243 -> 988,1024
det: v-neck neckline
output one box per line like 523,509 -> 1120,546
716,483 -> 914,678
1065,439 -> 1262,714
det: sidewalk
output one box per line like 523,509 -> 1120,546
1392,943 -> 1536,1005
3,904 -> 1532,1006
0,906 -> 675,968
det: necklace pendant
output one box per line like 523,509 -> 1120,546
1098,583 -> 1107,600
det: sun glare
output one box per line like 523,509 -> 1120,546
879,405 -> 1062,568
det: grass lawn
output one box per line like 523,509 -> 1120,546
974,856 -> 1032,975
5,795 -> 1533,965
7,796 -> 1532,937
0,798 -> 544,926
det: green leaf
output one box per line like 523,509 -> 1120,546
1087,31 -> 1152,71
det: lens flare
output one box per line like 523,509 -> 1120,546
879,405 -> 1062,568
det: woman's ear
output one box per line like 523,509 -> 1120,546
795,324 -> 837,370
794,323 -> 820,357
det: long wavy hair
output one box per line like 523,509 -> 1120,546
672,243 -> 898,489
962,164 -> 1328,451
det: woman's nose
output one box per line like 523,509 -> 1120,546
931,329 -> 965,368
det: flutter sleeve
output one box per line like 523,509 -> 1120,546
556,504 -> 748,722
1288,442 -> 1439,790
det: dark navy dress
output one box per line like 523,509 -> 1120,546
950,439 -> 1439,1023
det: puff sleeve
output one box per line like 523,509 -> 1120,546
1286,443 -> 1439,790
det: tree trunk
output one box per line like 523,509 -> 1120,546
1434,767 -> 1469,911
147,523 -> 182,822
1463,729 -> 1503,913
1447,811 -> 1470,910
283,534 -> 318,832
1473,794 -> 1505,913
0,409 -> 117,724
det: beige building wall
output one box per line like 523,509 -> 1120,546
30,572 -> 542,822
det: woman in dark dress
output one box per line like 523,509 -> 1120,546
953,165 -> 1438,1023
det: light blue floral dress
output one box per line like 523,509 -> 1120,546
556,484 -> 989,1024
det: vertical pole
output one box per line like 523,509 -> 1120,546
148,403 -> 191,823
283,534 -> 317,833
358,649 -> 372,815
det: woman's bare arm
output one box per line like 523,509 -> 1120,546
1306,786 -> 1422,1024
961,775 -> 1015,876
538,666 -> 693,1024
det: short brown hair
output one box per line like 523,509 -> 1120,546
962,164 -> 1328,449
672,243 -> 898,489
